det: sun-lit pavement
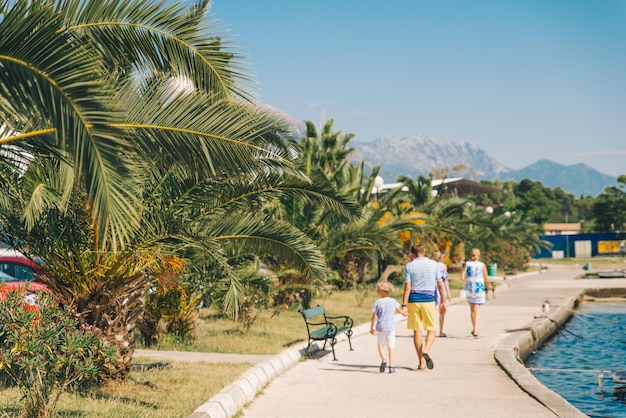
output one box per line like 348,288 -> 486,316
233,265 -> 592,418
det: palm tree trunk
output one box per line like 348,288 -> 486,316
68,277 -> 149,380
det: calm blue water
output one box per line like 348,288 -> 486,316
525,301 -> 626,418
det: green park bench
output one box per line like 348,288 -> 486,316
300,305 -> 354,361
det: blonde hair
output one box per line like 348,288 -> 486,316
470,248 -> 481,260
376,281 -> 394,294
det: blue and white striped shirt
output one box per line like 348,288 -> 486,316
404,257 -> 442,303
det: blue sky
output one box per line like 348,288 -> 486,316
211,0 -> 626,178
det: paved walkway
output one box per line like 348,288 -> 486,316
138,264 -> 626,418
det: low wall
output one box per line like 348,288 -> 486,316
584,287 -> 626,299
494,290 -> 604,418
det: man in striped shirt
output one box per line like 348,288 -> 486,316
401,243 -> 446,370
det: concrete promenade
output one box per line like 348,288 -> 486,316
184,263 -> 626,418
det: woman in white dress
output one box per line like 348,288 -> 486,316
460,248 -> 491,338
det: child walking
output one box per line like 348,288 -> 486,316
370,281 -> 406,373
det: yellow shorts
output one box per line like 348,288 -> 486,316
407,302 -> 436,331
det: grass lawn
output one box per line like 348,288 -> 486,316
0,284 -> 391,417
157,284 -> 390,355
0,361 -> 251,418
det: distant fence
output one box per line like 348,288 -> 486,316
534,232 -> 626,258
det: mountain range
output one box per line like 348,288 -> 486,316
350,135 -> 617,197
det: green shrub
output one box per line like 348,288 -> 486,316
274,268 -> 318,311
0,290 -> 115,418
138,283 -> 200,346
236,268 -> 277,330
484,239 -> 529,272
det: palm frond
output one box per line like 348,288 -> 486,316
114,79 -> 290,178
57,0 -> 255,101
0,2 -> 143,248
203,213 -> 326,278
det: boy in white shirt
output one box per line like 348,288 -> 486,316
370,281 -> 406,373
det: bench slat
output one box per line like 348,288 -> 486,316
301,306 -> 326,319
309,326 -> 335,339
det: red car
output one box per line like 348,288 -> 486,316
0,249 -> 50,307
0,248 -> 46,280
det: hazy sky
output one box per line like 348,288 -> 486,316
211,0 -> 626,177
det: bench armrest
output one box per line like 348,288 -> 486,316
326,315 -> 353,328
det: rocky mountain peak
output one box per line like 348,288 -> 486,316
349,135 -> 616,197
351,135 -> 508,181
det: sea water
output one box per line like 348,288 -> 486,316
525,301 -> 626,417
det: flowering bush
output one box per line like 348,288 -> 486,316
0,290 -> 115,418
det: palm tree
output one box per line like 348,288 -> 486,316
273,121 -> 425,290
0,0 -> 265,250
148,157 -> 364,315
0,123 -> 364,377
0,0 -> 343,377
322,194 -> 420,288
471,209 -> 549,268
300,119 -> 355,183
386,175 -> 469,252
